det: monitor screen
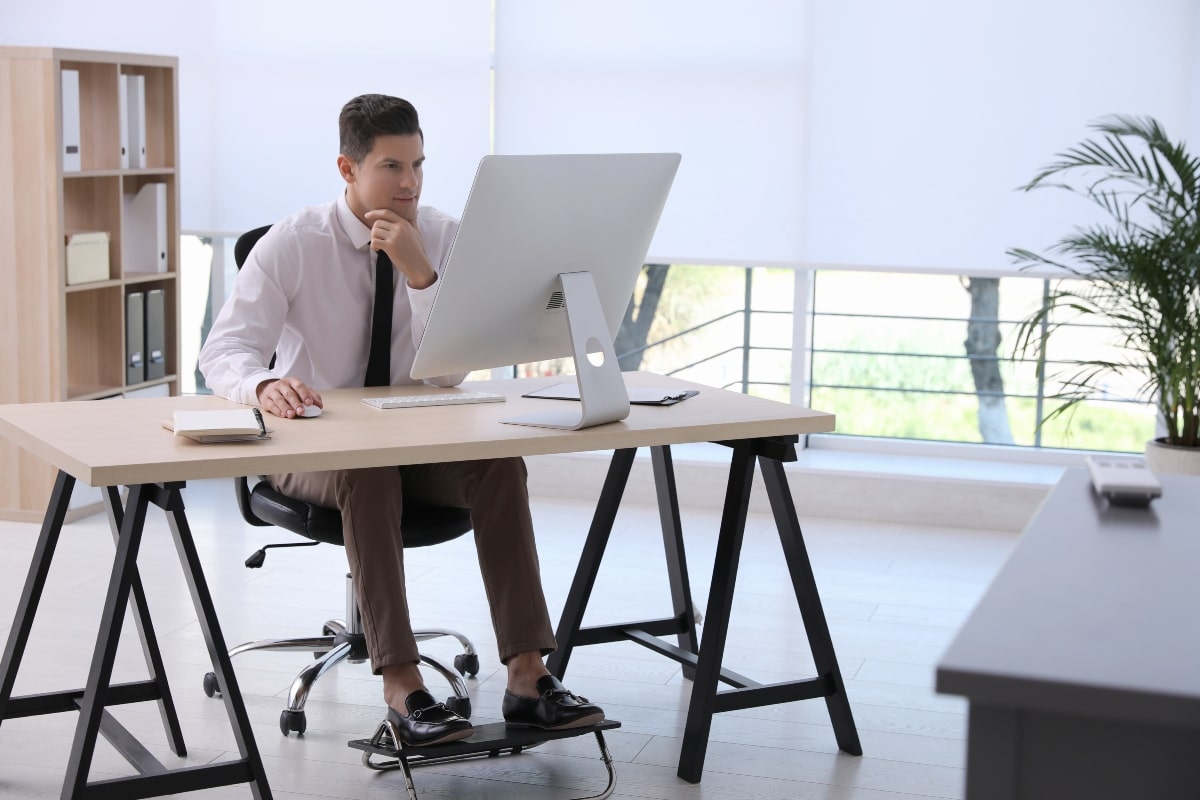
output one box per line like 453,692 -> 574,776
410,152 -> 681,428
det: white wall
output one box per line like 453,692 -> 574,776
1,0 -> 219,231
0,0 -> 491,234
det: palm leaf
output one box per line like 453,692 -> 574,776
1012,115 -> 1200,448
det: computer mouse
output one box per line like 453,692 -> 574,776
298,404 -> 322,418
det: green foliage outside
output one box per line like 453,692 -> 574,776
807,270 -> 1155,452
513,263 -> 1156,454
811,387 -> 1153,451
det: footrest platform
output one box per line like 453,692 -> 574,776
349,719 -> 621,800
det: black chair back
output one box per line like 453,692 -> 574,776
228,224 -> 474,549
234,224 -> 273,269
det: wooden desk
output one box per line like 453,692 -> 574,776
936,468 -> 1200,799
0,372 -> 860,798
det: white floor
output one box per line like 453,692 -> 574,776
0,477 -> 1016,799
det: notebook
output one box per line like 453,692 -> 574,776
162,408 -> 271,443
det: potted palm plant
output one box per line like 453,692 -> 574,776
1009,114 -> 1200,473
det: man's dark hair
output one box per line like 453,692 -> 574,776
339,94 -> 423,164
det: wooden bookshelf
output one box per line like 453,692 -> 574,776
0,47 -> 180,521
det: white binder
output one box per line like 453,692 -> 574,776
118,75 -> 129,168
122,182 -> 168,274
61,69 -> 81,172
125,74 -> 146,168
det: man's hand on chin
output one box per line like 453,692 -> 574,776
365,208 -> 436,289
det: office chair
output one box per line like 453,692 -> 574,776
201,224 -> 480,737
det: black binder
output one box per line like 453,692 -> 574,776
144,288 -> 166,380
125,291 -> 144,385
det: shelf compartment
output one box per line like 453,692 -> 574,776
63,175 -> 121,281
61,60 -> 121,172
129,277 -> 179,382
120,64 -> 176,170
121,173 -> 176,276
66,285 -> 124,395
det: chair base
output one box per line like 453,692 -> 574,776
202,573 -> 478,735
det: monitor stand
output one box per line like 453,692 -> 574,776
501,271 -> 630,430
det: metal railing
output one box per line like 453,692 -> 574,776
806,304 -> 1148,447
617,270 -> 791,396
181,234 -> 1155,453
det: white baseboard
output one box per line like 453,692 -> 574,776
525,447 -> 1054,532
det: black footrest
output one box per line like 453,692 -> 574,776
349,719 -> 620,760
351,719 -> 622,800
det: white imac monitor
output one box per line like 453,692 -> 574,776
410,152 -> 681,430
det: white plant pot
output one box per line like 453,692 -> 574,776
1143,438 -> 1200,476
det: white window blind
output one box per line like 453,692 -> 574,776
5,0 -> 1197,270
202,0 -> 493,234
494,0 -> 810,266
801,0 -> 1197,273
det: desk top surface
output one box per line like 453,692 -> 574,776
936,468 -> 1200,728
0,372 -> 834,487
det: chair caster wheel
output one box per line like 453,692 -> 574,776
202,672 -> 221,697
280,709 -> 307,736
445,695 -> 472,719
454,653 -> 479,676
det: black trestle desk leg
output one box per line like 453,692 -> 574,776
548,447 -> 638,679
650,445 -> 699,679
63,482 -> 154,799
0,471 -> 74,727
758,456 -> 862,756
103,485 -> 187,756
678,441 -> 756,783
161,485 -> 272,799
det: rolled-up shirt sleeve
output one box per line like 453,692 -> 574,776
199,232 -> 294,405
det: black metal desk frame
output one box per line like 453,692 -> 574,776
0,434 -> 858,797
0,472 -> 272,799
548,439 -> 862,782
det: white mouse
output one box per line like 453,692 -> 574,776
298,404 -> 322,418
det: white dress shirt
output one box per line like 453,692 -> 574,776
199,192 -> 466,406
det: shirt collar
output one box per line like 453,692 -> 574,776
335,191 -> 372,251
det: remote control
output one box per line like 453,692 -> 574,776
1085,455 -> 1162,507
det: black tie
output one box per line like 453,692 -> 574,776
364,250 -> 393,387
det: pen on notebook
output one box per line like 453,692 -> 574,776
253,407 -> 266,437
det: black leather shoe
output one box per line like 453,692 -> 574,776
385,689 -> 473,747
502,675 -> 604,730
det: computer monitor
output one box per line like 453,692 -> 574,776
410,152 -> 681,430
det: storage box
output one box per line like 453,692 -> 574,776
65,230 -> 111,286
66,231 -> 111,285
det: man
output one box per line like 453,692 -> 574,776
200,94 -> 602,746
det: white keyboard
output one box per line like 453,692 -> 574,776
361,391 -> 506,409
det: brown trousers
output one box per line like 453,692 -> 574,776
269,457 -> 557,672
